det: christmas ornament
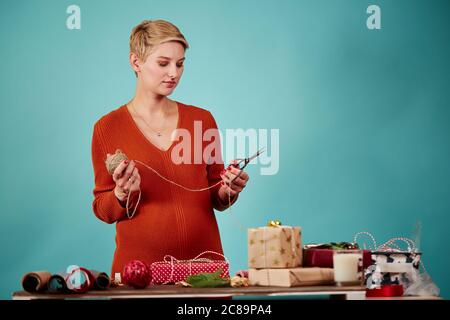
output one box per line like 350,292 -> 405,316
122,260 -> 151,289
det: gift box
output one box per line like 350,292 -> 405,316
248,225 -> 302,269
353,232 -> 434,294
371,251 -> 421,272
249,267 -> 334,287
365,251 -> 421,289
303,248 -> 373,269
150,251 -> 230,285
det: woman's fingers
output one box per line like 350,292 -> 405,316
114,161 -> 138,193
111,160 -> 141,202
122,166 -> 139,193
220,173 -> 243,192
112,160 -> 129,182
122,160 -> 135,182
221,168 -> 247,189
219,162 -> 252,198
221,183 -> 238,196
128,168 -> 141,192
228,166 -> 249,182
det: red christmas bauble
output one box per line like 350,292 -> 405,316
122,260 -> 151,289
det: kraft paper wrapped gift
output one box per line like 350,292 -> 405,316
248,226 -> 302,269
249,268 -> 334,287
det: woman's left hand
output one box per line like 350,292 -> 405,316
219,160 -> 250,198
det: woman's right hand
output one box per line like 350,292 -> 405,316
108,157 -> 141,202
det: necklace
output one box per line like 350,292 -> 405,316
129,101 -> 169,137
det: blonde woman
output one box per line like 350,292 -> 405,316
91,20 -> 249,279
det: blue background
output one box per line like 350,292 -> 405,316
1,0 -> 449,299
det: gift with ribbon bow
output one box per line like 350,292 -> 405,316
353,231 -> 426,296
248,220 -> 302,269
149,251 -> 230,285
303,242 -> 373,269
355,231 -> 440,297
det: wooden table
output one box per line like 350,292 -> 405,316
13,285 -> 368,300
12,285 -> 441,300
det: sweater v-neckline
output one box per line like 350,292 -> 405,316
122,101 -> 183,153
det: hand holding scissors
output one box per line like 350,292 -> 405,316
219,147 -> 265,197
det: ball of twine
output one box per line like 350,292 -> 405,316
105,149 -> 129,175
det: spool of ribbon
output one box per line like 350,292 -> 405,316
48,269 -> 110,293
21,271 -> 52,293
48,272 -> 69,293
90,270 -> 111,290
366,284 -> 404,298
65,267 -> 95,293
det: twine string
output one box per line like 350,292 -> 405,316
290,227 -> 296,265
106,150 -> 235,220
353,231 -> 378,250
353,231 -> 416,252
135,160 -> 222,192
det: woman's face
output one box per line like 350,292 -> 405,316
134,41 -> 185,96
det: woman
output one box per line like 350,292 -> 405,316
91,20 -> 249,280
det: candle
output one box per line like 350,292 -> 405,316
333,250 -> 363,286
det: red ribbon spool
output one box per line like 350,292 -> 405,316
366,285 -> 404,298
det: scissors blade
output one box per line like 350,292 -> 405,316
235,147 -> 266,163
248,147 -> 266,162
229,147 -> 266,183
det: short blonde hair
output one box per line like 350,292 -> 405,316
130,19 -> 189,66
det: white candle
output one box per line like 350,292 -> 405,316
333,251 -> 362,285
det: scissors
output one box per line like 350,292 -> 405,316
228,147 -> 266,183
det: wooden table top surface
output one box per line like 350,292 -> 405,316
13,284 -> 367,299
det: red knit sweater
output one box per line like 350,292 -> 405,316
91,102 -> 233,278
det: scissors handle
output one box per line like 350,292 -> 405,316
230,158 -> 248,169
228,147 -> 266,182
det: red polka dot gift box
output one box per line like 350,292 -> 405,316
150,251 -> 230,285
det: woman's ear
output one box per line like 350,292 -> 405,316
129,52 -> 140,74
